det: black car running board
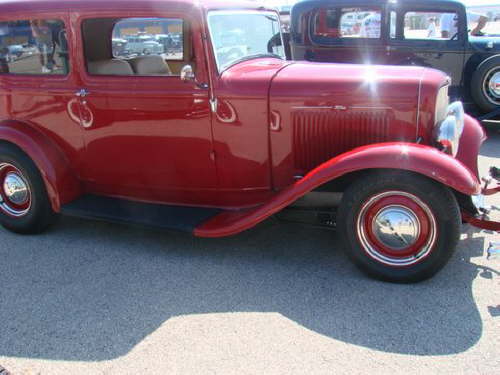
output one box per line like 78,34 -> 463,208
61,194 -> 222,233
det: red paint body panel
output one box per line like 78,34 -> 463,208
0,0 -> 492,234
211,59 -> 290,192
195,142 -> 481,238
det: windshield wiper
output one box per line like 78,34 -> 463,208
220,53 -> 283,73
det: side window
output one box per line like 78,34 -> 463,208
312,7 -> 382,43
403,12 -> 458,40
82,17 -> 185,77
0,19 -> 69,75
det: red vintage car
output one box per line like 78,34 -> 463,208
0,0 -> 498,283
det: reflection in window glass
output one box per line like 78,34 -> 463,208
343,8 -> 381,38
112,18 -> 184,60
314,9 -> 338,37
0,19 -> 69,75
403,12 -> 458,40
312,7 -> 381,42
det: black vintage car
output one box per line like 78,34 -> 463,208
289,0 -> 500,116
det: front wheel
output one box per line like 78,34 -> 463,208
471,57 -> 500,112
337,171 -> 461,283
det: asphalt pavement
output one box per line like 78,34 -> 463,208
0,129 -> 499,375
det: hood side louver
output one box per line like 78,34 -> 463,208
292,109 -> 390,171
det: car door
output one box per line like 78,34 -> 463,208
74,13 -> 216,204
387,6 -> 466,91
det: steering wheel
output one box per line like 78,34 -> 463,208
267,32 -> 282,54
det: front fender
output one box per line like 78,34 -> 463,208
0,120 -> 81,212
195,142 -> 480,238
456,113 -> 486,179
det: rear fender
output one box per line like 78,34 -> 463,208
0,120 -> 81,212
195,142 -> 480,238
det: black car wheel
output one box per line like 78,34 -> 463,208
0,143 -> 56,234
337,171 -> 461,283
471,56 -> 500,112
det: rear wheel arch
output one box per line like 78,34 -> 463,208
0,121 -> 81,211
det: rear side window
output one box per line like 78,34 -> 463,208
0,19 -> 69,75
312,7 -> 382,43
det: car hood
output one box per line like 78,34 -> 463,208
270,61 -> 428,139
268,62 -> 445,177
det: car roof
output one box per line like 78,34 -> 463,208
292,0 -> 466,12
0,0 -> 274,14
291,0 -> 466,24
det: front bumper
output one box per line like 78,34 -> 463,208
463,167 -> 500,232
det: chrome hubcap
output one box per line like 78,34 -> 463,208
3,172 -> 29,205
0,163 -> 31,217
357,191 -> 437,267
489,71 -> 500,99
372,206 -> 420,250
483,68 -> 500,105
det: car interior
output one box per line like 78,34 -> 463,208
82,17 -> 194,76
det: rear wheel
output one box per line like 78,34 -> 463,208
0,143 -> 56,234
337,171 -> 461,283
471,57 -> 500,112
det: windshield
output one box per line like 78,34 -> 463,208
207,10 -> 285,72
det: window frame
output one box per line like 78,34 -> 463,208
206,9 -> 285,75
76,11 -> 208,87
387,5 -> 466,49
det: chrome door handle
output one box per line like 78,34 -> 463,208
75,89 -> 89,98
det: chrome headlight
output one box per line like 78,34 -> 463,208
434,101 -> 465,157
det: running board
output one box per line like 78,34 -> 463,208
61,195 -> 222,233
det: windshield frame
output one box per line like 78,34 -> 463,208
206,9 -> 285,74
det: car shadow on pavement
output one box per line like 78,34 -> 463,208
0,216 -> 491,361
